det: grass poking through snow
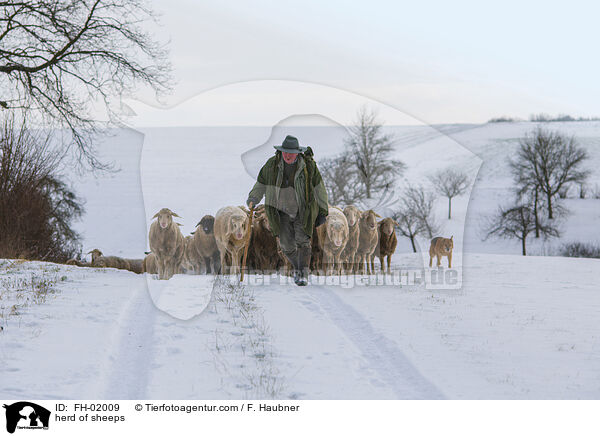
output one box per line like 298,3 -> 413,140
209,276 -> 285,399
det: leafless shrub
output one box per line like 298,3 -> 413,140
0,115 -> 83,261
560,242 -> 600,259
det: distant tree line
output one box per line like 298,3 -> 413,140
488,114 -> 600,123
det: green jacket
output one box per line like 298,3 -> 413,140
248,148 -> 329,237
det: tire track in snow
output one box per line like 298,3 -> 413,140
305,285 -> 445,399
100,283 -> 158,399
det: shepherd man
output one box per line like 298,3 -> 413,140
246,135 -> 329,286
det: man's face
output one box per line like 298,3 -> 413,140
282,151 -> 298,164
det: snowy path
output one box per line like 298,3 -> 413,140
100,285 -> 158,399
303,285 -> 445,399
2,253 -> 600,399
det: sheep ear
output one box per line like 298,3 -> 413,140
451,235 -> 454,240
152,212 -> 159,219
176,222 -> 182,226
191,231 -> 195,235
375,213 -> 382,218
144,251 -> 151,255
171,212 -> 180,218
195,221 -> 202,228
393,221 -> 400,226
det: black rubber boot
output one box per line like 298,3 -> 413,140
294,247 -> 311,286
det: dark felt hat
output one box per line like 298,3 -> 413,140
274,135 -> 307,153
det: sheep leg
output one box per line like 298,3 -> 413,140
379,256 -> 385,273
429,255 -> 433,267
448,253 -> 452,269
437,255 -> 441,267
160,257 -> 169,280
219,251 -> 227,275
230,249 -> 240,276
387,255 -> 391,274
334,253 -> 342,275
326,252 -> 334,276
370,256 -> 375,274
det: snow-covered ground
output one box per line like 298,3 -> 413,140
2,121 -> 600,399
1,253 -> 599,399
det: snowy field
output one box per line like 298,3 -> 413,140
1,253 -> 599,399
1,121 -> 600,399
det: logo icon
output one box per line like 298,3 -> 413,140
3,402 -> 50,434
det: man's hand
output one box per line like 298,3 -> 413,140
315,214 -> 327,228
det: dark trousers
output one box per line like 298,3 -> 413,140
278,212 -> 311,267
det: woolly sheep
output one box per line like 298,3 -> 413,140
148,208 -> 185,280
214,206 -> 250,275
355,209 -> 380,274
316,206 -> 349,275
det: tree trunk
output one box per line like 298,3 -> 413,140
521,236 -> 527,256
409,235 -> 417,253
534,188 -> 540,238
547,192 -> 554,219
448,197 -> 452,220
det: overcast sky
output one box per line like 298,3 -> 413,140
130,0 -> 600,126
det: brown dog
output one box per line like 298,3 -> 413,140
429,236 -> 454,268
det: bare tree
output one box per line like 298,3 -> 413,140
403,185 -> 440,239
393,185 -> 440,252
429,168 -> 470,219
345,106 -> 405,199
0,0 -> 171,169
509,128 -> 589,219
485,204 -> 559,256
393,209 -> 421,253
320,153 -> 363,205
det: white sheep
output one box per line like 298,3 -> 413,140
214,206 -> 250,275
148,208 -> 185,280
317,206 -> 349,275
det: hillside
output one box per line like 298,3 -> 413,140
69,121 -> 600,259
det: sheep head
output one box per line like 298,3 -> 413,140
152,208 -> 180,229
343,205 -> 361,227
326,220 -> 346,247
228,211 -> 249,241
360,210 -> 379,231
87,249 -> 103,263
196,215 -> 215,234
379,218 -> 398,236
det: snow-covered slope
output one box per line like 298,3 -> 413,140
70,121 -> 600,260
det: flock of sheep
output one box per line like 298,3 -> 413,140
146,204 -> 400,280
71,204 -> 400,280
